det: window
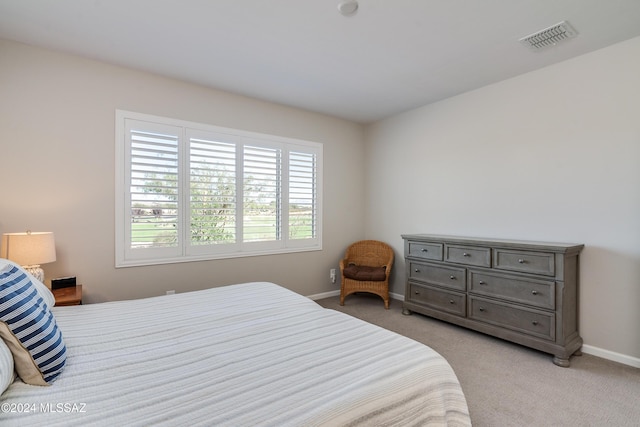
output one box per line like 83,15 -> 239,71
115,110 -> 322,267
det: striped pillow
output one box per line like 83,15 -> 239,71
0,265 -> 66,385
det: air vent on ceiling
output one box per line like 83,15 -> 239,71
519,21 -> 578,51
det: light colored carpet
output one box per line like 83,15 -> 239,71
316,294 -> 640,427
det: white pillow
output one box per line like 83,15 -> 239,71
0,258 -> 55,308
0,338 -> 15,393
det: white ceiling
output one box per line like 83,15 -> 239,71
1,0 -> 640,123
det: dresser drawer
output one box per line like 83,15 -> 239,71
469,296 -> 555,341
407,241 -> 443,261
493,249 -> 555,276
445,244 -> 491,267
408,261 -> 466,291
469,271 -> 555,310
408,282 -> 466,317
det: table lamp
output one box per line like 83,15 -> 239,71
1,231 -> 56,283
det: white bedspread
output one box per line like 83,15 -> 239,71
0,282 -> 470,426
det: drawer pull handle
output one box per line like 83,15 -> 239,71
421,248 -> 428,252
479,280 -> 486,285
531,290 -> 538,295
518,258 -> 525,264
414,291 -> 420,295
532,321 -> 539,326
414,269 -> 420,273
450,275 -> 456,280
463,252 -> 470,257
479,307 -> 485,312
449,300 -> 455,304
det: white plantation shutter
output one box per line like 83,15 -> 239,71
129,130 -> 180,248
116,110 -> 322,267
121,120 -> 182,263
189,132 -> 238,247
289,150 -> 317,240
243,145 -> 281,243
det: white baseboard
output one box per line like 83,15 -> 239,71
307,290 -> 340,300
307,290 -> 403,301
390,292 -> 403,301
580,344 -> 640,368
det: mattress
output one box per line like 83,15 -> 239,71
0,282 -> 470,426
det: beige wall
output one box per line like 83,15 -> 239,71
2,35 -> 639,366
0,39 -> 366,302
366,36 -> 640,365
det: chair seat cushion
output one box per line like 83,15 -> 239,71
343,265 -> 387,281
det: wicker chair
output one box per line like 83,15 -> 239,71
339,240 -> 394,309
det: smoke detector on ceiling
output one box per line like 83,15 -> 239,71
338,1 -> 358,17
519,21 -> 578,51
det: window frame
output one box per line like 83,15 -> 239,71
115,110 -> 322,268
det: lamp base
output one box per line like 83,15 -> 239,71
24,265 -> 45,283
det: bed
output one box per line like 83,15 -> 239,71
1,262 -> 470,426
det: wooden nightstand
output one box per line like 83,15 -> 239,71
53,285 -> 83,306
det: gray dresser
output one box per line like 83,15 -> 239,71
402,234 -> 584,367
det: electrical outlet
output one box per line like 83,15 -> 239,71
166,290 -> 175,295
330,268 -> 336,284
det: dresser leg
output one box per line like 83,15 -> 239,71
552,356 -> 570,367
573,349 -> 583,357
402,308 -> 412,316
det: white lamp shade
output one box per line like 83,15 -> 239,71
1,232 -> 57,266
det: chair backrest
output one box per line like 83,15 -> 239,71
344,240 -> 394,268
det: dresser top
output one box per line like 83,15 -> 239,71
402,234 -> 584,253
